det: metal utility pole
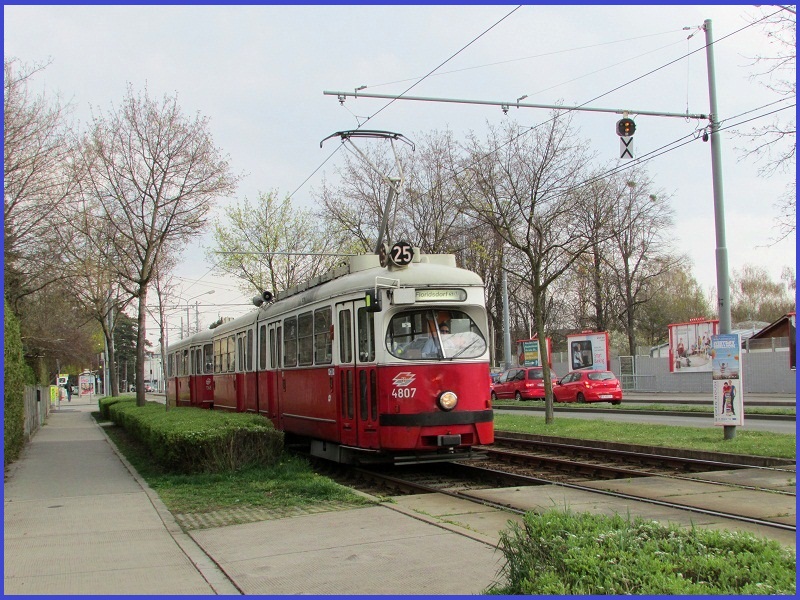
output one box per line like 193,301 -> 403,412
703,19 -> 734,440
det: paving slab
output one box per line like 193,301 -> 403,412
3,403 -> 227,595
189,505 -> 504,595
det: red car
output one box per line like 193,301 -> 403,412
490,366 -> 558,401
553,370 -> 623,405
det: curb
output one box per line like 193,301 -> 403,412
93,418 -> 242,595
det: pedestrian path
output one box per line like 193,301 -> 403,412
3,400 -> 236,595
3,400 -> 504,595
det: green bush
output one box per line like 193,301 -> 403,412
487,509 -> 796,595
97,394 -> 136,420
4,300 -> 27,465
107,402 -> 284,473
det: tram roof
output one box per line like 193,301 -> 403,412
168,252 -> 484,349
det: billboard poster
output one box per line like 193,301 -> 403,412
517,338 -> 552,367
711,333 -> 744,427
668,318 -> 718,373
78,372 -> 94,397
566,331 -> 610,371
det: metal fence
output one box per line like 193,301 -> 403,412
553,347 -> 795,395
23,385 -> 51,440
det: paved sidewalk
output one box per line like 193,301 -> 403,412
3,399 -> 237,595
3,398 -> 505,595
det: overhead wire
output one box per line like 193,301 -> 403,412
362,28 -> 694,90
413,7 -> 787,206
288,4 -> 522,200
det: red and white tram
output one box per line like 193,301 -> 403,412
165,249 -> 494,464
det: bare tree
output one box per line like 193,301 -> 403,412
459,115 -> 597,423
604,175 -> 685,356
4,57 -> 80,310
737,5 -> 796,242
79,84 -> 240,406
571,174 -> 621,332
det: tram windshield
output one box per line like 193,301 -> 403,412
385,309 -> 487,360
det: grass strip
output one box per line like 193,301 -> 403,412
487,509 -> 795,594
100,418 -> 373,517
494,413 -> 796,459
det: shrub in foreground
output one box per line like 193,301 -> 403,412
487,509 -> 796,595
106,401 -> 284,473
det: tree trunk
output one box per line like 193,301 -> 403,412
592,244 -> 605,330
533,285 -> 555,425
136,286 -> 148,407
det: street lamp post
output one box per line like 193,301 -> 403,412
183,290 -> 215,336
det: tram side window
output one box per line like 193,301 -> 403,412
167,353 -> 173,378
339,310 -> 352,363
269,327 -> 276,369
297,312 -> 313,366
213,339 -> 221,373
259,325 -> 267,370
182,349 -> 189,376
284,317 -> 298,367
246,329 -> 253,371
237,334 -> 245,372
227,335 -> 235,372
357,308 -> 375,362
314,307 -> 332,364
203,343 -> 213,374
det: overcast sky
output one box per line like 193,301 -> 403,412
5,4 -> 796,341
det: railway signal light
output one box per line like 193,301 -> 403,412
616,117 -> 636,137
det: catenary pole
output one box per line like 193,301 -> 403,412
704,19 -> 735,440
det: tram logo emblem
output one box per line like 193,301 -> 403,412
392,372 -> 416,387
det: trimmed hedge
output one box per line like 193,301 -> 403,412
4,299 -> 26,465
104,400 -> 284,473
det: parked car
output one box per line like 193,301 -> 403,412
490,366 -> 558,401
552,370 -> 623,405
144,383 -> 154,393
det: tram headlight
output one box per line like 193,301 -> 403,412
437,391 -> 458,411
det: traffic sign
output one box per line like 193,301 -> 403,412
619,136 -> 634,159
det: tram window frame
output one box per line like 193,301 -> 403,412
269,327 -> 276,369
298,311 -> 314,366
182,349 -> 189,376
259,324 -> 267,370
314,307 -> 333,365
203,343 -> 213,374
357,307 -> 375,362
237,334 -> 245,372
283,317 -> 298,367
246,328 -> 253,371
213,339 -> 221,373
339,309 -> 352,363
227,335 -> 235,372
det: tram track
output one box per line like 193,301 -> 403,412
486,435 -> 797,496
305,436 -> 796,536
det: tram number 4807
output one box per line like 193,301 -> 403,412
391,387 -> 417,398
